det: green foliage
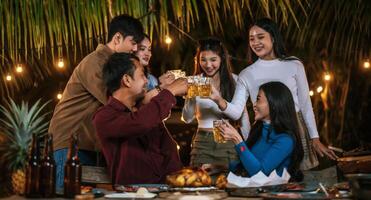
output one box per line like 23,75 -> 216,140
0,0 -> 303,97
0,99 -> 50,171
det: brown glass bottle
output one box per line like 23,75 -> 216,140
64,134 -> 81,198
40,134 -> 56,197
25,134 -> 41,198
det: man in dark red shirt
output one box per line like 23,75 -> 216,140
93,53 -> 187,184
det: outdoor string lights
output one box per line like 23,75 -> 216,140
324,72 -> 331,81
364,59 -> 370,69
165,35 -> 172,44
309,70 -> 335,97
1,9 -> 368,104
57,92 -> 63,100
309,90 -> 314,96
6,74 -> 12,81
317,86 -> 323,93
57,58 -> 65,68
15,64 -> 23,73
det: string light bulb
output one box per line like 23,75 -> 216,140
364,60 -> 370,69
165,35 -> 172,44
324,73 -> 331,81
57,58 -> 65,68
177,145 -> 180,150
57,93 -> 63,100
6,74 -> 12,81
15,64 -> 23,73
317,86 -> 323,93
309,90 -> 314,96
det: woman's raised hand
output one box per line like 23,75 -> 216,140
218,120 -> 243,144
209,85 -> 228,111
209,84 -> 220,100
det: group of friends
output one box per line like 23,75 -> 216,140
48,14 -> 338,191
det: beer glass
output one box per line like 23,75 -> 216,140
187,76 -> 198,98
168,69 -> 186,79
179,71 -> 186,79
198,77 -> 211,98
213,120 -> 227,143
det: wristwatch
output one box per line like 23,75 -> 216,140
155,85 -> 162,93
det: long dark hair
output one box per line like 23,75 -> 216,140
246,82 -> 304,181
248,18 -> 299,63
136,33 -> 151,75
193,37 -> 235,101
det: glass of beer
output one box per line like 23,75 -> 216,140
187,76 -> 198,98
198,77 -> 211,98
179,71 -> 186,79
213,120 -> 227,143
168,70 -> 180,79
168,69 -> 186,79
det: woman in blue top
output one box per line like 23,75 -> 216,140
219,81 -> 304,181
211,18 -> 337,171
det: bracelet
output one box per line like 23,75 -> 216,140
155,85 -> 162,93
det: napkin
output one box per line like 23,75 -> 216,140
227,168 -> 290,187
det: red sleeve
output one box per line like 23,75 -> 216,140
94,89 -> 176,140
160,125 -> 183,173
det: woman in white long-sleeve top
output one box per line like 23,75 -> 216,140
210,18 -> 337,170
182,37 -> 250,171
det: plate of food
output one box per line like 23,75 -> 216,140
169,186 -> 218,192
105,187 -> 157,199
166,167 -> 212,188
114,184 -> 169,193
105,193 -> 156,199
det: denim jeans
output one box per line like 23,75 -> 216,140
54,148 -> 99,194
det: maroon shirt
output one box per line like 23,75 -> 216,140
93,90 -> 183,184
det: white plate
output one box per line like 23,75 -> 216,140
171,186 -> 217,191
105,192 -> 157,199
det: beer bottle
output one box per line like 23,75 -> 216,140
25,134 -> 41,197
40,134 -> 56,197
64,134 -> 81,198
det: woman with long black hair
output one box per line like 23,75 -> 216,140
182,37 -> 250,171
219,82 -> 303,181
211,18 -> 337,171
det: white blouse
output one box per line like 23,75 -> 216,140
182,74 -> 250,140
224,58 -> 319,139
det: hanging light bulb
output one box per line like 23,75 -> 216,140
165,35 -> 172,44
364,60 -> 370,69
309,90 -> 314,96
324,73 -> 331,81
57,58 -> 65,68
6,74 -> 12,81
177,145 -> 180,150
15,64 -> 23,73
57,93 -> 63,100
316,86 -> 323,93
